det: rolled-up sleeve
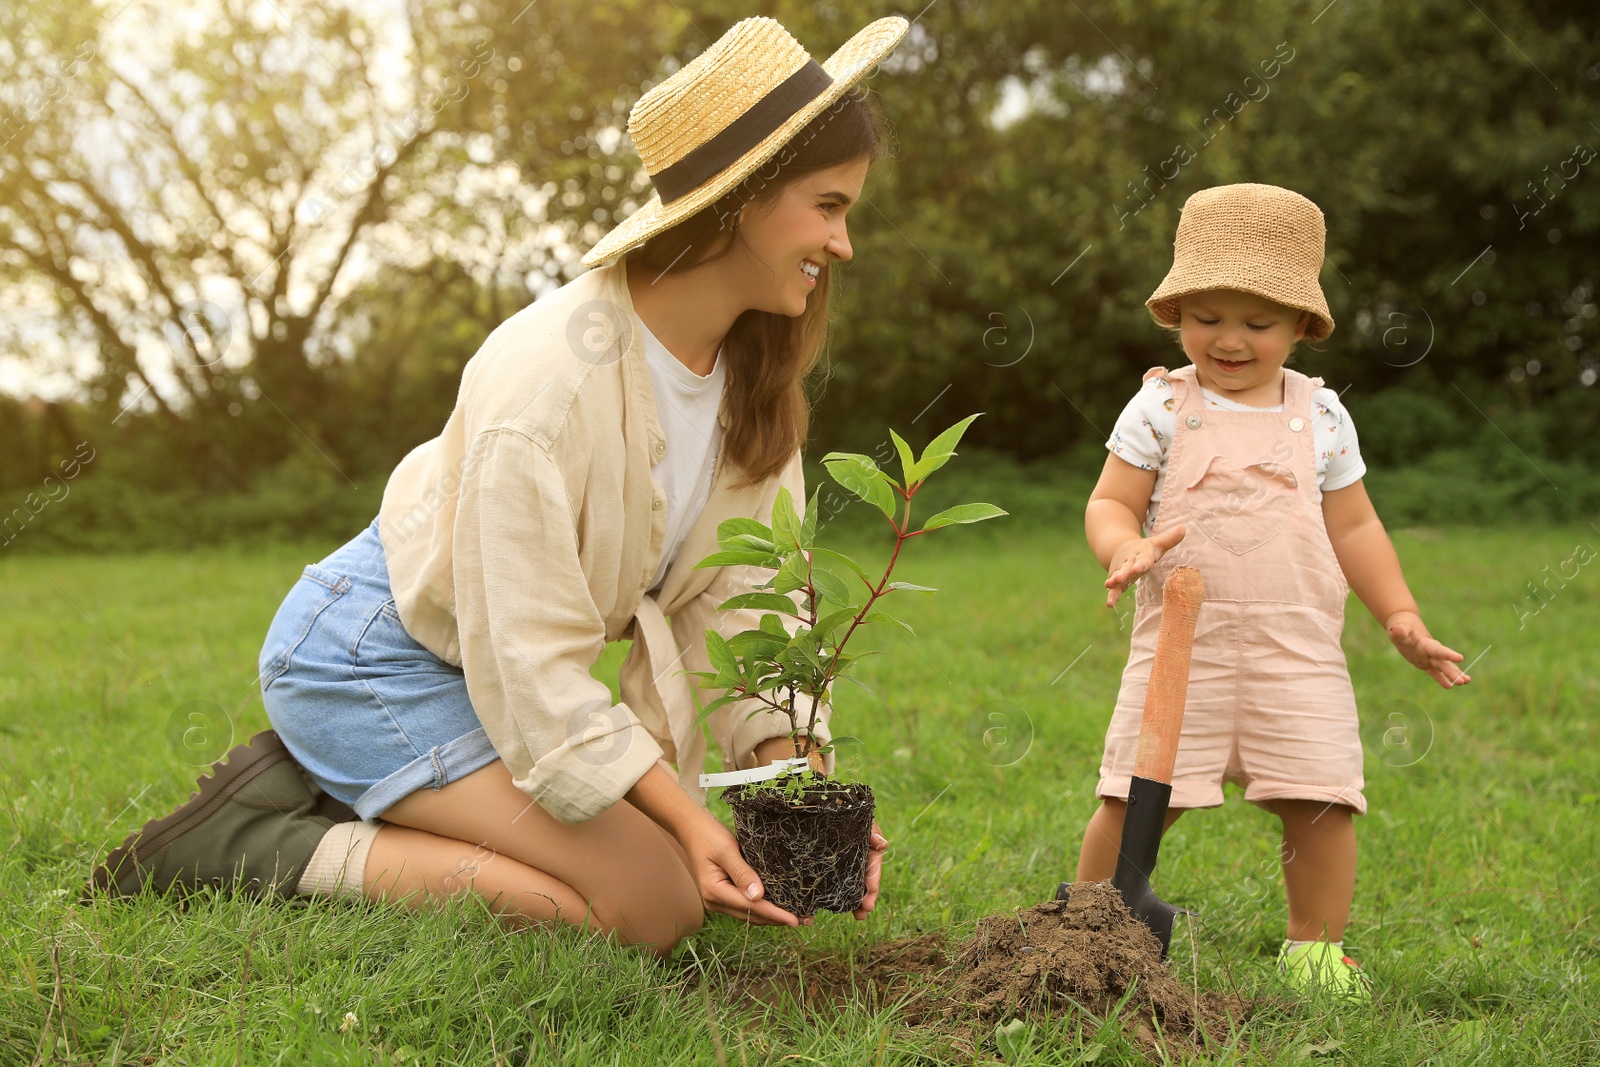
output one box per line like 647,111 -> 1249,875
453,428 -> 663,823
671,450 -> 835,773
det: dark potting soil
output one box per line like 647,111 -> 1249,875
725,780 -> 875,918
704,881 -> 1253,1055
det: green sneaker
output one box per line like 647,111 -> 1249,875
1277,940 -> 1373,1003
87,730 -> 347,900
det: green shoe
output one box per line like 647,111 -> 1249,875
87,730 -> 344,900
1277,940 -> 1373,1003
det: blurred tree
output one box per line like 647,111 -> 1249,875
0,0 -> 1595,519
0,0 -> 678,487
787,0 -> 1600,460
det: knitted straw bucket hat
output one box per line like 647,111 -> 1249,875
1145,183 -> 1335,341
581,15 -> 909,268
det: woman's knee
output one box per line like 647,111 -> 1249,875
585,856 -> 703,953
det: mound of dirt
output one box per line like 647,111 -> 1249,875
954,881 -> 1250,1046
705,881 -> 1253,1055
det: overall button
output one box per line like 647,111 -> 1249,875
1288,417 -> 1306,432
1185,414 -> 1203,429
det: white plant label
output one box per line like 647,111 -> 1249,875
699,757 -> 811,789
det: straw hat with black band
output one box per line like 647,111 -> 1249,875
1145,183 -> 1336,342
582,15 -> 909,268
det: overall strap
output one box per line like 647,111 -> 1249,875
1164,364 -> 1204,414
1281,367 -> 1324,418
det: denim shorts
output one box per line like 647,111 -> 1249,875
258,517 -> 498,819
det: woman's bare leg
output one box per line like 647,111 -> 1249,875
362,823 -> 599,929
1076,798 -> 1186,882
365,761 -> 704,956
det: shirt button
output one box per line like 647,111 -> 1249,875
1185,414 -> 1202,429
652,498 -> 663,510
1289,417 -> 1306,432
654,440 -> 666,456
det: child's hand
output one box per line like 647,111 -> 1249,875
1104,525 -> 1187,608
1386,610 -> 1471,688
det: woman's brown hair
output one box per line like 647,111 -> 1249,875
624,88 -> 889,487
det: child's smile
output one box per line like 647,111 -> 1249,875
1178,290 -> 1311,406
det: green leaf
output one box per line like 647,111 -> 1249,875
694,549 -> 780,569
716,592 -> 802,617
759,614 -> 788,637
723,533 -> 777,552
920,502 -> 1008,532
889,429 -> 917,488
770,486 -> 802,549
779,625 -> 825,667
810,547 -> 873,589
704,629 -> 741,678
886,581 -> 937,593
909,413 -> 982,483
726,630 -> 786,659
694,693 -> 743,722
790,637 -> 825,671
774,552 -> 810,594
716,516 -> 772,546
823,456 -> 896,519
864,611 -> 916,639
755,668 -> 793,694
800,487 -> 819,550
812,608 -> 858,643
811,567 -> 854,609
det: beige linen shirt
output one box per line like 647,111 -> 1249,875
377,261 -> 832,824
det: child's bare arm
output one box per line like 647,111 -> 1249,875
1087,453 -> 1186,608
1322,480 -> 1470,688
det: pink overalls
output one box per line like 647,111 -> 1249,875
1097,364 -> 1367,814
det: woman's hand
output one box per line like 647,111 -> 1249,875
679,809 -> 811,927
1385,610 -> 1471,688
626,762 -> 806,926
1104,525 -> 1186,608
853,821 -> 889,920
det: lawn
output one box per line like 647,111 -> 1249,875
1,522 -> 1596,1064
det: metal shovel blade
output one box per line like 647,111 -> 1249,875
1055,775 -> 1187,959
1110,775 -> 1184,957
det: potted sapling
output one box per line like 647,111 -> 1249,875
686,414 -> 1005,917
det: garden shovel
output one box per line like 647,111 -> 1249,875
1056,566 -> 1204,959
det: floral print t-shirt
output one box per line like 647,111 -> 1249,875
1105,373 -> 1366,534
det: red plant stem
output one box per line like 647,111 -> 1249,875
802,478 -> 923,748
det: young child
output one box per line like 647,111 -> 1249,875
1078,183 -> 1470,999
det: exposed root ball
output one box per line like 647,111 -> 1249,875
726,781 -> 875,917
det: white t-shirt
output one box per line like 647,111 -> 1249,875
639,318 -> 726,593
1105,374 -> 1367,534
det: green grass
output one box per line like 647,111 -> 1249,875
2,523 -> 1597,1064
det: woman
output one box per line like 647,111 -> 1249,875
90,15 -> 906,957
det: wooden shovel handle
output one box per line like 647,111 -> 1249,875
1133,567 -> 1204,784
